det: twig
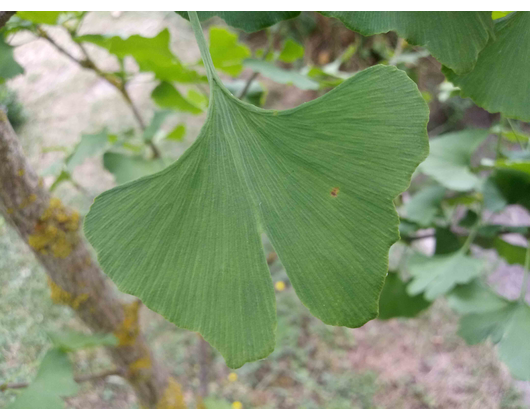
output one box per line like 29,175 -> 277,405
238,30 -> 274,100
0,368 -> 123,391
36,26 -> 161,159
520,243 -> 530,303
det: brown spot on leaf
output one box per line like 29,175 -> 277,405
330,187 -> 339,197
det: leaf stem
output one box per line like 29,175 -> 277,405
460,216 -> 482,254
520,242 -> 530,303
188,11 -> 217,88
506,118 -> 528,151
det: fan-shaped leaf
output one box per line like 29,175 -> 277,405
407,252 -> 483,300
209,27 -> 250,77
451,281 -> 530,381
418,130 -> 488,191
320,12 -> 494,74
84,13 -> 429,368
75,29 -> 202,83
444,12 -> 530,122
403,185 -> 445,227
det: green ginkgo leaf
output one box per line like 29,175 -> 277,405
278,39 -> 305,63
66,129 -> 111,171
103,152 -> 166,185
403,185 -> 446,227
407,251 -> 483,300
209,27 -> 250,77
444,12 -> 530,122
450,281 -> 530,381
378,272 -> 431,320
84,12 -> 429,368
418,130 -> 489,191
175,11 -> 301,33
320,12 -> 494,74
244,59 -> 319,90
16,11 -> 63,25
8,349 -> 79,409
47,330 -> 118,352
75,29 -> 202,83
487,169 -> 530,212
151,82 -> 205,114
0,36 -> 24,83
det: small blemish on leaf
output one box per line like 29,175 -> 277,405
330,187 -> 339,197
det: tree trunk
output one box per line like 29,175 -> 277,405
0,110 -> 185,408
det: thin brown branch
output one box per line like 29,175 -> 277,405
238,32 -> 274,100
36,27 -> 161,159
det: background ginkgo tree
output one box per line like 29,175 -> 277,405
1,10 -> 529,409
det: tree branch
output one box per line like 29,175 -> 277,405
0,112 -> 183,408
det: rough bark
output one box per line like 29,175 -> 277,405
0,111 -> 185,408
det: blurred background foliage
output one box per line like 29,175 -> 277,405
0,11 -> 529,408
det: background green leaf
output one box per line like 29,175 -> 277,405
8,349 -> 79,409
444,12 -> 530,122
403,185 -> 445,227
76,29 -> 202,83
0,37 -> 24,83
278,39 -> 305,63
320,11 -> 494,74
407,252 -> 483,300
418,130 -> 489,191
209,27 -> 251,77
378,272 -> 431,320
16,11 -> 63,25
176,12 -> 301,33
103,152 -> 167,184
244,59 -> 319,90
151,82 -> 205,114
47,330 -> 117,352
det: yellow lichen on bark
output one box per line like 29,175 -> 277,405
28,197 -> 80,258
128,355 -> 152,375
19,193 -> 37,209
115,300 -> 141,346
47,277 -> 89,309
156,378 -> 186,409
